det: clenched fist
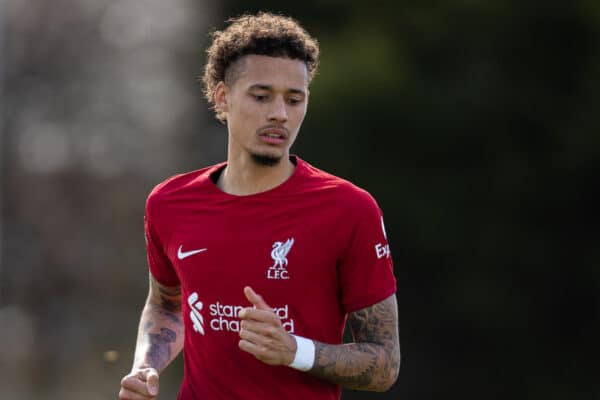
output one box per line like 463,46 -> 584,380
119,367 -> 160,400
238,286 -> 297,366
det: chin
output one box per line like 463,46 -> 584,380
250,151 -> 283,167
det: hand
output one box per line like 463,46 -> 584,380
238,286 -> 297,366
119,367 -> 159,400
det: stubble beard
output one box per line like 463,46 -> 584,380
250,152 -> 282,167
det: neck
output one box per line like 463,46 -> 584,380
218,152 -> 295,196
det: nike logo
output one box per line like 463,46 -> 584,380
177,245 -> 207,260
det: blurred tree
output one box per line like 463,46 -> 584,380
211,1 -> 600,398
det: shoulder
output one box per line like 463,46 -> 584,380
298,158 -> 381,213
145,163 -> 224,215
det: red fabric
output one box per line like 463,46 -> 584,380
144,156 -> 397,400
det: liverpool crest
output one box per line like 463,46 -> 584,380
267,238 -> 294,279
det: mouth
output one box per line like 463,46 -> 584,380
258,127 -> 288,145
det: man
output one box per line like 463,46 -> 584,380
119,12 -> 399,400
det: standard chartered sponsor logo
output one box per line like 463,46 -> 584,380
187,292 -> 295,334
188,292 -> 205,335
209,302 -> 295,333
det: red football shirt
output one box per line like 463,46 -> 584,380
144,156 -> 396,400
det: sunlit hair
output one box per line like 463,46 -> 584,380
202,12 -> 320,122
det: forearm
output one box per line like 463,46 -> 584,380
309,295 -> 400,391
237,290 -> 400,391
309,341 -> 399,392
132,300 -> 184,373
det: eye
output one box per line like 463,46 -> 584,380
288,97 -> 303,105
253,94 -> 268,102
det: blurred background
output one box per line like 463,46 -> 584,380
1,0 -> 599,399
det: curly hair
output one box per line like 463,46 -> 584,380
202,12 -> 320,122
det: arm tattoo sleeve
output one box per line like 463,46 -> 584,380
147,327 -> 177,369
134,275 -> 184,372
150,276 -> 182,314
309,294 -> 400,391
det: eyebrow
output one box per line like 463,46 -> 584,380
248,84 -> 306,96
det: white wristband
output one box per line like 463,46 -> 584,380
289,335 -> 315,371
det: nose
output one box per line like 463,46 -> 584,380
267,96 -> 288,123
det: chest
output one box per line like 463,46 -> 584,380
162,204 -> 343,304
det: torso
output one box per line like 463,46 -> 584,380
145,156 -> 396,400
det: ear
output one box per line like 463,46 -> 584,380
214,81 -> 228,114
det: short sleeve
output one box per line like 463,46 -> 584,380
145,200 -> 180,286
338,193 -> 397,313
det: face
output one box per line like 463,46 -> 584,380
215,54 -> 309,166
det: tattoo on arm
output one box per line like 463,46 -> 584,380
310,295 -> 400,391
156,308 -> 182,324
134,274 -> 184,372
150,276 -> 182,313
147,327 -> 176,371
